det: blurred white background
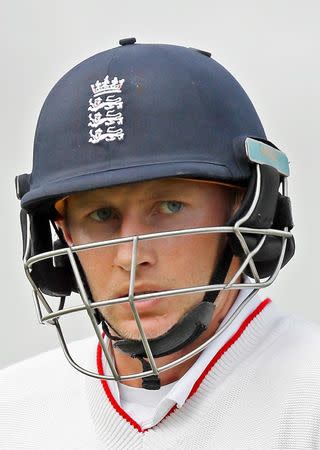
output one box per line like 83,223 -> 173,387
1,0 -> 319,368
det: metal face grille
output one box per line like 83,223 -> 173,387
23,165 -> 292,381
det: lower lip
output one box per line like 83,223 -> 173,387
127,294 -> 163,312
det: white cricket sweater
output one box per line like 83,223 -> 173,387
1,299 -> 320,449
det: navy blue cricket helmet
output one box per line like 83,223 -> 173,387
19,38 -> 268,210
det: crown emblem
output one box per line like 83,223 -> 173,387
88,74 -> 125,144
90,75 -> 125,96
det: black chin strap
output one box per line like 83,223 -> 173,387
102,245 -> 233,390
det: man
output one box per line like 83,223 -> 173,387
2,38 -> 320,448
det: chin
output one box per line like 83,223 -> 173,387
107,314 -> 179,341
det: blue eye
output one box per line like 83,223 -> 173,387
160,201 -> 183,214
90,207 -> 114,222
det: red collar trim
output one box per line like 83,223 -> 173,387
96,298 -> 271,433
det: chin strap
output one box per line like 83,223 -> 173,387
102,245 -> 233,390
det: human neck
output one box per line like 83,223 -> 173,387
113,287 -> 239,388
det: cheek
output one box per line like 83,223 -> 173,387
66,223 -> 116,298
157,234 -> 223,286
76,248 -> 115,299
68,224 -> 99,245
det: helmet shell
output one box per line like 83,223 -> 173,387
21,42 -> 266,211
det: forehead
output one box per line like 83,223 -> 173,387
67,178 -> 229,206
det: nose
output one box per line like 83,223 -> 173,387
113,216 -> 157,272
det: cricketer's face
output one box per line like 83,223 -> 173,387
58,178 -> 236,340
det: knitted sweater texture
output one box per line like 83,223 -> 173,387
1,300 -> 320,449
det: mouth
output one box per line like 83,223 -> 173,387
134,291 -> 163,311
115,289 -> 165,312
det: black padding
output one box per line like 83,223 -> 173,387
137,357 -> 161,390
244,235 -> 295,278
114,301 -> 215,359
142,374 -> 161,390
15,174 -> 30,200
241,165 -> 280,228
28,213 -> 75,297
273,195 -> 294,230
228,163 -> 295,278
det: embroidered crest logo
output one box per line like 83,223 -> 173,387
88,75 -> 125,144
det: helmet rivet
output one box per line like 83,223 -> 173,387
119,37 -> 136,46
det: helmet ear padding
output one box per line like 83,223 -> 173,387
24,212 -> 77,297
22,211 -> 104,323
228,164 -> 295,278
